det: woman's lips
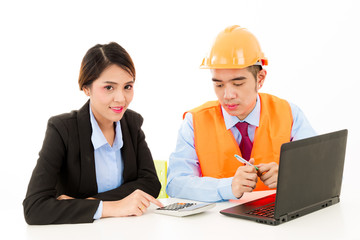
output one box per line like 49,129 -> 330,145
110,106 -> 124,114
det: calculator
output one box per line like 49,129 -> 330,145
154,202 -> 216,217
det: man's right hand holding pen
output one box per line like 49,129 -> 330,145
231,158 -> 258,198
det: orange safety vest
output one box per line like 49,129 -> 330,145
186,93 -> 293,191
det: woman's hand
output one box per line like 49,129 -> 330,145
102,189 -> 164,218
57,195 -> 97,200
57,195 -> 74,200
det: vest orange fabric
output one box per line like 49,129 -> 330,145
186,93 -> 293,191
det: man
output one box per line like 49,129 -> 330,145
166,25 -> 316,202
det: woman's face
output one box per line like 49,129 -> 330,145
83,64 -> 134,127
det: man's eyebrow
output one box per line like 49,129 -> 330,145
212,78 -> 222,82
231,76 -> 247,81
212,76 -> 247,82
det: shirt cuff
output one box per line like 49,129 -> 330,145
217,177 -> 238,200
93,201 -> 103,220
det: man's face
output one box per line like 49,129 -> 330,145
211,68 -> 265,120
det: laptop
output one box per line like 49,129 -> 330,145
220,129 -> 348,225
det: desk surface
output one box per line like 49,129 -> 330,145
6,190 -> 360,240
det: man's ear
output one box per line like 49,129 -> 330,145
257,69 -> 267,89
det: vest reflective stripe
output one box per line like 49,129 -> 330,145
186,93 -> 293,191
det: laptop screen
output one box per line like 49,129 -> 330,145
274,130 -> 347,219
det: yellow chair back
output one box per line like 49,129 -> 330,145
153,160 -> 168,198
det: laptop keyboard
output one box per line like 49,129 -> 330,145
247,203 -> 275,218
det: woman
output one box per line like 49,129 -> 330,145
23,42 -> 162,225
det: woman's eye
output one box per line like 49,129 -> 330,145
125,85 -> 133,90
105,86 -> 113,91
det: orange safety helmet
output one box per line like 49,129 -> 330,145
200,25 -> 268,69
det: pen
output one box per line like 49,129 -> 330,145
234,154 -> 259,171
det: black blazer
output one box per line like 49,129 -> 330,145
23,101 -> 161,225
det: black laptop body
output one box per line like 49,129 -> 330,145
220,129 -> 348,225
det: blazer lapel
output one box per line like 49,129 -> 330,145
120,113 -> 137,182
77,100 -> 98,197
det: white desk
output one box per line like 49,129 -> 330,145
17,190 -> 359,240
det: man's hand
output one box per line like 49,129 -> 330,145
231,158 -> 258,198
257,162 -> 278,188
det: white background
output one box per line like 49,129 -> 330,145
0,0 -> 359,236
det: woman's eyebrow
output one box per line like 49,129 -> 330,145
103,81 -> 118,85
103,80 -> 134,85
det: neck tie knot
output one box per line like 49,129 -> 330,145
236,122 -> 249,137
